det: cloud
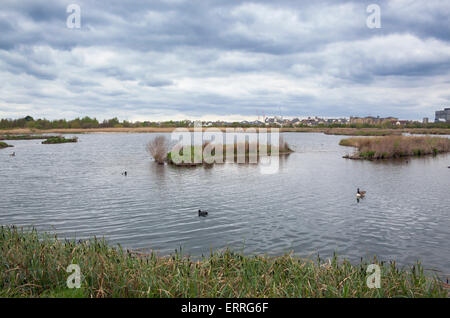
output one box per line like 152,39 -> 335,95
0,0 -> 449,120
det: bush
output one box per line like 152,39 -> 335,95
147,136 -> 168,164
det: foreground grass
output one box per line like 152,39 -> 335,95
0,226 -> 447,298
340,136 -> 450,160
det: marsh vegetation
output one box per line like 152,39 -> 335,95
340,136 -> 450,160
147,136 -> 169,164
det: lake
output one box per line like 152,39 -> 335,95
0,132 -> 449,277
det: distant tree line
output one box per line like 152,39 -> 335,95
0,116 -> 449,130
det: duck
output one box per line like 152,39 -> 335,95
198,209 -> 208,217
121,171 -> 127,176
356,188 -> 366,198
9,152 -> 15,157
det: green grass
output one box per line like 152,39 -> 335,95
0,226 -> 447,298
42,136 -> 78,144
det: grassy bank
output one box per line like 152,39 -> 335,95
42,136 -> 78,144
0,226 -> 447,298
340,136 -> 450,160
0,141 -> 13,149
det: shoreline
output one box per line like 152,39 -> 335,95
1,127 -> 450,135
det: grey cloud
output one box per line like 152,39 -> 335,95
0,0 -> 449,120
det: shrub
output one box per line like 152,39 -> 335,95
147,136 -> 168,164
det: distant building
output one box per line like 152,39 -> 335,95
423,117 -> 429,124
435,108 -> 450,123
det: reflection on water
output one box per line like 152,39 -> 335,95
0,133 -> 449,277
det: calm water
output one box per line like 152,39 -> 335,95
1,133 -> 449,276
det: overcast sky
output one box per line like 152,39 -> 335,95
1,0 -> 449,121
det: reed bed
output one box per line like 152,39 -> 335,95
147,136 -> 168,164
340,136 -> 450,159
0,226 -> 446,298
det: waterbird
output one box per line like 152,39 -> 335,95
9,152 -> 15,157
198,209 -> 208,217
356,188 -> 366,198
122,171 -> 127,176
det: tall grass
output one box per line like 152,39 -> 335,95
0,226 -> 447,298
340,136 -> 450,159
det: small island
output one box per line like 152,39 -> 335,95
340,136 -> 450,160
148,136 -> 293,166
0,141 -> 13,149
42,136 -> 78,144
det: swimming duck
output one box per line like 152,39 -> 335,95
9,152 -> 15,157
122,171 -> 127,176
198,209 -> 208,217
356,188 -> 366,198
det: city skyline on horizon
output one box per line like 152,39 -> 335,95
2,111 -> 444,123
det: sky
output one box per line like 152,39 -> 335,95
0,0 -> 449,121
